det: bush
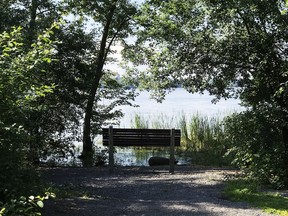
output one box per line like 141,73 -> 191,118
0,139 -> 55,216
0,193 -> 55,216
223,110 -> 285,188
0,125 -> 43,205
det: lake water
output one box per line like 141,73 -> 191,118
118,88 -> 244,127
98,88 -> 244,166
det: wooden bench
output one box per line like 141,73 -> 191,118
102,126 -> 181,173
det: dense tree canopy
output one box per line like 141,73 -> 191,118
125,0 -> 287,103
124,0 -> 288,186
64,0 -> 139,156
0,23 -> 58,205
1,0 -> 288,201
0,0 -> 138,165
0,0 -> 139,209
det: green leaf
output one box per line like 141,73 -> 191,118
0,207 -> 6,215
36,200 -> 44,208
43,57 -> 51,63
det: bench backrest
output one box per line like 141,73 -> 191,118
102,128 -> 181,147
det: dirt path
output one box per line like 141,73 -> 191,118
41,166 -> 271,216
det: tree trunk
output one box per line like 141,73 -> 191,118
82,2 -> 117,156
28,0 -> 38,44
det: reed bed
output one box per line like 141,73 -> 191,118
131,113 -> 232,166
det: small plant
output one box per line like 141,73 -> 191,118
0,192 -> 55,216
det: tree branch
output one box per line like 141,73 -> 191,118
103,17 -> 132,63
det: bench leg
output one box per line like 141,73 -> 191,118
169,128 -> 175,174
109,126 -> 114,173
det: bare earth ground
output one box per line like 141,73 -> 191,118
41,166 -> 272,216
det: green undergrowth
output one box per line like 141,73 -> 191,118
224,178 -> 288,216
47,185 -> 91,200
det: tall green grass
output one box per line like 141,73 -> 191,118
131,113 -> 232,166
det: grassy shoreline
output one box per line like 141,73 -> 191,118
131,112 -> 232,166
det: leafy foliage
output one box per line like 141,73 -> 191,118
124,0 -> 288,186
0,0 -> 80,164
224,110 -> 285,188
0,193 -> 55,216
0,23 -> 58,215
1,0 -> 139,166
0,0 -> 135,213
67,0 -> 139,155
125,0 -> 288,104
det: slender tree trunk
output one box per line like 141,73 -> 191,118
28,0 -> 38,44
27,0 -> 40,164
82,1 -> 117,156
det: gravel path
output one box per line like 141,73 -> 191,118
41,166 -> 272,216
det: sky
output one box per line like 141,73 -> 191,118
104,0 -> 146,75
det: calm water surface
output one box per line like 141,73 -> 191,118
117,88 -> 244,127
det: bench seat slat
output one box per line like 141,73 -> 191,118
102,128 -> 181,147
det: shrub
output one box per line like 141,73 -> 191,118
0,193 -> 55,216
223,110 -> 285,188
0,143 -> 41,202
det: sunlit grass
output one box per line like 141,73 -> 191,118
224,178 -> 288,215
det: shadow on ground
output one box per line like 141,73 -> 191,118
41,166 -> 269,216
